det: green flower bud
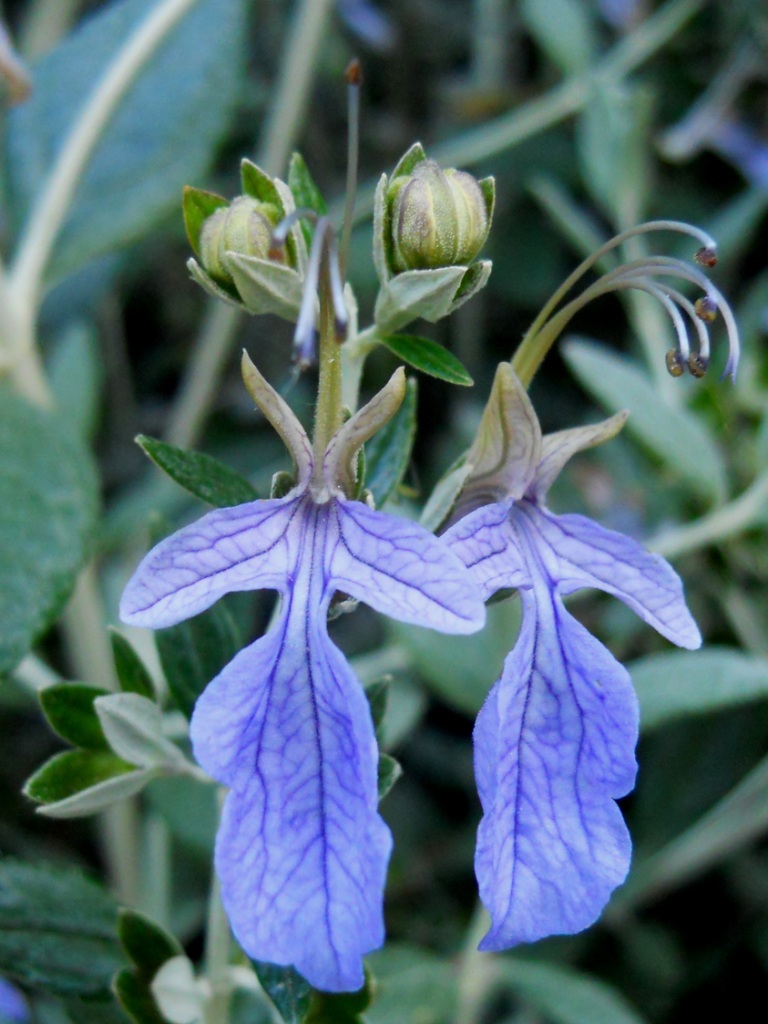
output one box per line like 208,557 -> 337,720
199,196 -> 286,288
387,160 -> 491,273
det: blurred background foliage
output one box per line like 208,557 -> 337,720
1,0 -> 768,1022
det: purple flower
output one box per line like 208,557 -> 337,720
0,979 -> 28,1024
121,356 -> 484,992
444,364 -> 701,951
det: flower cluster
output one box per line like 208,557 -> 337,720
121,356 -> 484,992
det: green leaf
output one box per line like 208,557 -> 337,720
365,679 -> 390,739
115,910 -> 183,1024
251,961 -> 312,1024
365,945 -> 456,1024
365,377 -> 417,506
240,159 -> 285,211
377,753 -> 402,800
391,143 -> 427,180
520,0 -> 597,76
0,388 -> 98,676
136,435 -> 258,509
0,860 -> 125,997
630,647 -> 768,732
182,186 -> 228,259
287,152 -> 327,248
39,683 -> 109,750
24,749 -> 140,809
155,600 -> 242,718
563,338 -> 727,503
6,0 -> 246,284
496,959 -> 647,1024
110,630 -> 156,699
48,322 -> 103,440
379,334 -> 473,386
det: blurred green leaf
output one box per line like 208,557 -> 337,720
563,338 -> 727,503
145,775 -> 218,853
378,753 -> 402,800
365,945 -> 456,1024
365,678 -> 390,739
251,961 -> 311,1024
631,647 -> 768,731
94,693 -> 186,770
305,969 -> 372,1023
497,959 -> 647,1024
520,0 -> 597,76
110,630 -> 156,699
182,185 -> 228,259
576,84 -> 653,225
0,387 -> 98,677
379,334 -> 473,386
136,435 -> 258,509
155,599 -> 242,718
39,683 -> 109,750
6,0 -> 247,283
0,861 -> 125,997
115,910 -> 183,1024
390,598 -> 521,715
365,377 -> 417,507
47,322 -> 103,440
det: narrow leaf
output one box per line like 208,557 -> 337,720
110,630 -> 156,699
0,860 -> 125,997
240,159 -> 284,210
380,334 -> 473,386
182,186 -> 228,258
119,910 -> 183,974
136,436 -> 258,509
365,377 -> 417,506
25,750 -> 151,818
377,753 -> 402,800
288,152 -> 327,247
95,693 -> 185,769
39,683 -> 109,750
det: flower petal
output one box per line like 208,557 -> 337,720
521,505 -> 701,649
474,586 -> 638,951
442,499 -> 527,601
329,498 -> 485,633
190,598 -> 391,992
120,496 -> 303,628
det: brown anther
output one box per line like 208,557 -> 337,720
345,58 -> 362,86
665,349 -> 685,378
687,353 -> 709,378
694,246 -> 717,268
334,317 -> 348,342
694,296 -> 718,323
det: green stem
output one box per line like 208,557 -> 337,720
312,256 -> 344,476
453,902 -> 498,1024
202,792 -> 232,1024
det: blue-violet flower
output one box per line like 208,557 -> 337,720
444,364 -> 701,950
121,355 -> 485,992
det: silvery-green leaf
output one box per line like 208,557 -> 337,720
95,693 -> 187,769
136,435 -> 258,509
520,0 -> 597,76
27,751 -> 155,818
225,253 -> 304,320
374,265 -> 465,332
150,956 -> 203,1024
39,683 -> 109,750
631,647 -> 768,731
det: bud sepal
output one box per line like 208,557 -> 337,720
184,160 -> 308,320
373,144 -> 494,332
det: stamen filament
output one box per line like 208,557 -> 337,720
340,58 -> 362,282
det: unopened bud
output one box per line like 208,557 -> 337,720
665,349 -> 685,377
387,160 -> 491,273
694,295 -> 718,323
199,197 -> 285,288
